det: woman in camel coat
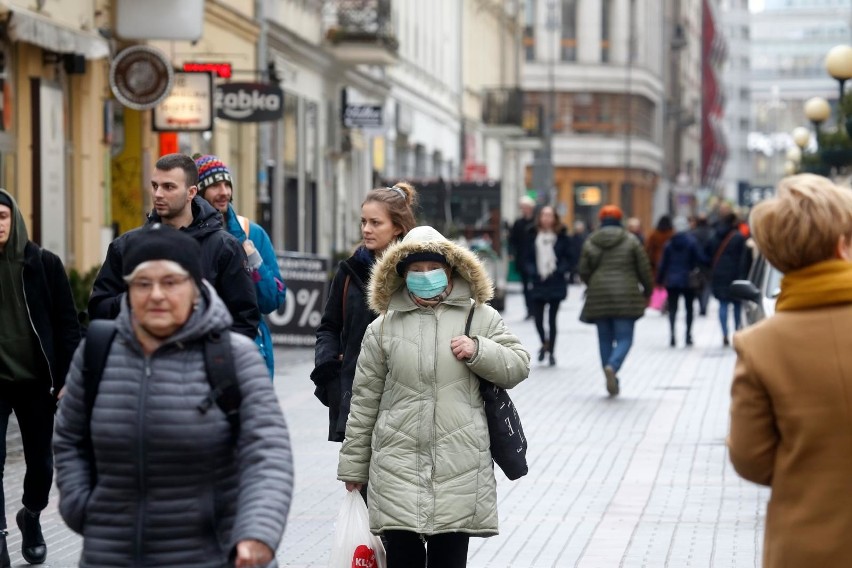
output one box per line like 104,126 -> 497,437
728,174 -> 852,567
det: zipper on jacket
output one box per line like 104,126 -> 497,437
21,272 -> 54,393
134,358 -> 151,566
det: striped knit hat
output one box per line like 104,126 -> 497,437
193,154 -> 233,195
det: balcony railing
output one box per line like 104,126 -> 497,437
323,0 -> 398,65
482,88 -> 524,128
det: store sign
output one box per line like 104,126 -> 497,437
268,252 -> 330,346
152,72 -> 213,132
575,185 -> 602,206
215,82 -> 284,122
109,46 -> 174,110
183,62 -> 232,78
343,104 -> 383,128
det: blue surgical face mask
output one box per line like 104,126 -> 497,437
406,268 -> 448,299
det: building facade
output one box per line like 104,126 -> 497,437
719,0 -> 751,203
521,0 -> 665,230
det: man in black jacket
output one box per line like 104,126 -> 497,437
509,195 -> 536,319
0,189 -> 82,566
89,153 -> 259,338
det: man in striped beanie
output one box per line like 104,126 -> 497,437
194,154 -> 286,379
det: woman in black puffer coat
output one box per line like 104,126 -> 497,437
657,216 -> 708,347
312,183 -> 418,443
523,206 -> 573,366
706,213 -> 748,346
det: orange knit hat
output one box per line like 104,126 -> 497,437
598,205 -> 623,220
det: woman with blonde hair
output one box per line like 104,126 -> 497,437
312,183 -> 418,443
728,173 -> 852,567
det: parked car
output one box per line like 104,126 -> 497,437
729,251 -> 781,326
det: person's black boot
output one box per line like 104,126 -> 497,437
0,529 -> 10,568
16,508 -> 46,564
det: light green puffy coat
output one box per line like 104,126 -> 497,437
337,227 -> 530,537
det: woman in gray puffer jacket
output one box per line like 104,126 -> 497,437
54,224 -> 293,568
338,226 -> 530,567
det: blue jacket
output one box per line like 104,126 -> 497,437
224,205 -> 286,378
657,232 -> 706,289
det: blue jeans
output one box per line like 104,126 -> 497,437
718,300 -> 742,338
595,318 -> 636,373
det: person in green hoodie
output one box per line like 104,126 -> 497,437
0,189 -> 81,566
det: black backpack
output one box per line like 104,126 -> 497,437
80,320 -> 242,480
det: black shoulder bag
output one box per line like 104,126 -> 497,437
465,305 -> 528,480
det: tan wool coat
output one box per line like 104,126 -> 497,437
729,303 -> 852,567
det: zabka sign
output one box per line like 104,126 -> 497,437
215,82 -> 284,123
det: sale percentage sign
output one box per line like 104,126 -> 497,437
296,288 -> 322,327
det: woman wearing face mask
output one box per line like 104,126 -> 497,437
312,183 -> 418,445
338,226 -> 530,568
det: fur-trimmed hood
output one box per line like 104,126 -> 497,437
369,226 -> 494,313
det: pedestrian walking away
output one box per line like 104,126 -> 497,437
88,153 -> 261,340
337,225 -> 530,568
567,220 -> 587,284
508,195 -> 536,319
656,216 -> 708,347
706,212 -> 747,345
523,205 -> 572,366
311,182 -> 418,447
689,213 -> 714,316
728,174 -> 852,567
0,189 -> 82,566
195,154 -> 287,378
579,205 -> 653,396
54,224 -> 293,567
644,214 -> 673,282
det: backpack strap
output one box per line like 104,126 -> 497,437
237,215 -> 251,239
199,331 -> 241,435
81,319 -> 118,485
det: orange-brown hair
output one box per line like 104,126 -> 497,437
599,204 -> 623,221
362,181 -> 419,238
750,174 -> 852,273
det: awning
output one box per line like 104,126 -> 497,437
2,5 -> 109,60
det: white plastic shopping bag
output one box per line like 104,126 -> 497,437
328,490 -> 387,568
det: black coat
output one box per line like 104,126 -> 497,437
22,242 -> 82,394
707,226 -> 747,301
509,216 -> 534,274
657,233 -> 707,289
88,197 -> 260,339
311,249 -> 377,442
523,228 -> 573,302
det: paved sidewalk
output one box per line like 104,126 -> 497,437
2,286 -> 769,567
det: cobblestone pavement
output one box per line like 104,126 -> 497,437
2,285 -> 769,567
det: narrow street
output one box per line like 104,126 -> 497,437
4,285 -> 769,567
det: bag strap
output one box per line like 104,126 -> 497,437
341,274 -> 351,324
464,303 -> 475,337
200,331 -> 241,435
712,231 -> 736,269
81,319 -> 118,485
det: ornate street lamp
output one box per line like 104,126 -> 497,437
804,97 -> 831,137
792,126 -> 811,151
825,45 -> 852,124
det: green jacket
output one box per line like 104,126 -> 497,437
579,226 -> 654,322
337,227 -> 530,536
